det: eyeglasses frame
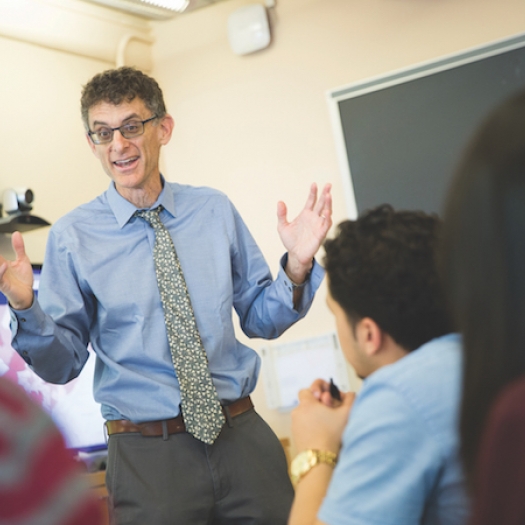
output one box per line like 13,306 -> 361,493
87,115 -> 159,145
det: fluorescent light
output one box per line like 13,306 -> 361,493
81,0 -> 228,19
138,0 -> 189,12
82,0 -> 187,19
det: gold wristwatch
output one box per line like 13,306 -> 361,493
290,449 -> 338,486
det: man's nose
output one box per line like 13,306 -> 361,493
111,128 -> 131,150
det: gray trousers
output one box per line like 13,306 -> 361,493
106,408 -> 294,525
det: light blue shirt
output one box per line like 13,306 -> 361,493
11,181 -> 324,422
319,334 -> 470,525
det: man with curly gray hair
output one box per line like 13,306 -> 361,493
0,66 -> 333,525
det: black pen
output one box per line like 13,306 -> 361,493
329,378 -> 341,401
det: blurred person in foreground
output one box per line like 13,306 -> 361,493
440,88 -> 525,525
288,205 -> 470,525
0,376 -> 104,525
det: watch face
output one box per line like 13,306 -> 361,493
291,449 -> 338,485
291,450 -> 317,483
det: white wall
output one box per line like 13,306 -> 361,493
0,35 -> 110,260
1,0 -> 525,449
0,0 -> 154,260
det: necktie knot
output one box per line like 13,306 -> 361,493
135,206 -> 163,229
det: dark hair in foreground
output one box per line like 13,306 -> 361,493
440,89 -> 525,492
324,204 -> 452,352
80,66 -> 167,130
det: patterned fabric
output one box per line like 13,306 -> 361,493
135,206 -> 225,444
0,377 -> 104,525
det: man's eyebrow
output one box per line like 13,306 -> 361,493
91,113 -> 142,127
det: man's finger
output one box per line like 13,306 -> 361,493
313,183 -> 332,215
303,182 -> 318,211
11,232 -> 26,260
297,388 -> 317,404
276,201 -> 288,228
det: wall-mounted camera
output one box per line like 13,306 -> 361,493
0,188 -> 50,233
3,188 -> 35,215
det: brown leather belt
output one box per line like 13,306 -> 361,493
106,396 -> 254,437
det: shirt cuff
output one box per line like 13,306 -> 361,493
10,297 -> 46,336
278,253 -> 325,304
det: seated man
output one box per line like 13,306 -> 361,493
288,205 -> 470,525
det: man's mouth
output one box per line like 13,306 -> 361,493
113,156 -> 139,168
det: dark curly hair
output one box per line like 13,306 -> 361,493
80,67 -> 167,130
324,204 -> 452,352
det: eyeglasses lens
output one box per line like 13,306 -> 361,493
93,121 -> 145,144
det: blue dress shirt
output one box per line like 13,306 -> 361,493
11,181 -> 324,423
318,334 -> 470,525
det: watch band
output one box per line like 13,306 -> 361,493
290,449 -> 338,486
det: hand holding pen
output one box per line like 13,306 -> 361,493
309,377 -> 349,407
292,379 -> 355,453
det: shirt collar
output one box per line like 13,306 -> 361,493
107,175 -> 176,228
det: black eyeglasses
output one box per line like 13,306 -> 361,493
88,115 -> 158,145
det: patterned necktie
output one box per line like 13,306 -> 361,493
135,206 -> 225,444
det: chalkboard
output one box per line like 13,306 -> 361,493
328,33 -> 525,218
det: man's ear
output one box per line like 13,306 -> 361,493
158,114 -> 175,145
356,317 -> 383,357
